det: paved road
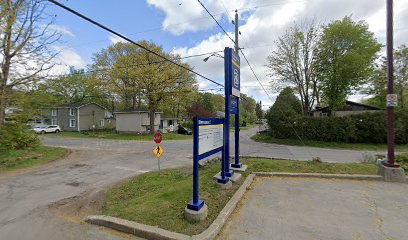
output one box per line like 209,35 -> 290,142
42,127 -> 383,163
0,128 -> 383,240
218,177 -> 408,240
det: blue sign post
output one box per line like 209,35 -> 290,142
224,47 -> 244,175
187,117 -> 225,212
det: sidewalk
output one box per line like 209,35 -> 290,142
217,177 -> 408,240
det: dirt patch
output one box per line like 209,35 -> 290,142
49,188 -> 107,224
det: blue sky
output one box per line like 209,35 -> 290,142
46,0 -> 408,108
48,0 -> 236,64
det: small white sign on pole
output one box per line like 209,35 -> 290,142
386,94 -> 398,107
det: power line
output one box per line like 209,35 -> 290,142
196,0 -> 235,44
47,0 -> 224,88
196,1 -> 313,158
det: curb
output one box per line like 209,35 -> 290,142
85,215 -> 191,240
85,172 -> 396,240
253,172 -> 385,181
85,174 -> 255,240
193,174 -> 255,240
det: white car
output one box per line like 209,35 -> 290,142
33,125 -> 61,134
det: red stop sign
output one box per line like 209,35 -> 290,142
154,132 -> 162,144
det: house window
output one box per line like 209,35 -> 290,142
51,109 -> 57,116
99,120 -> 104,127
69,108 -> 75,116
69,119 -> 76,128
51,119 -> 57,125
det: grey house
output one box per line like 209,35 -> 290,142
40,102 -> 113,131
115,109 -> 163,133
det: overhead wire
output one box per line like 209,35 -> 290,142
47,0 -> 224,88
197,0 -> 315,159
46,50 -> 225,79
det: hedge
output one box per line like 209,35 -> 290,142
267,111 -> 408,144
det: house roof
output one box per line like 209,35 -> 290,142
114,108 -> 163,114
313,100 -> 382,112
56,102 -> 106,109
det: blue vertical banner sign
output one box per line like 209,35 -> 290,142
224,47 -> 244,171
231,50 -> 240,98
187,117 -> 224,211
224,48 -> 234,177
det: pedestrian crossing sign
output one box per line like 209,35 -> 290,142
152,145 -> 164,158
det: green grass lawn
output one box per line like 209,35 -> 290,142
54,131 -> 192,141
0,146 -> 69,173
251,132 -> 408,151
102,158 -> 377,236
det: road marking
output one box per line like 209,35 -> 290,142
115,166 -> 148,173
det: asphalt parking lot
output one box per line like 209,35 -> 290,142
218,177 -> 408,240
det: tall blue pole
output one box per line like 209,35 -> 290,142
232,99 -> 242,168
224,48 -> 233,177
187,117 -> 204,211
192,117 -> 199,204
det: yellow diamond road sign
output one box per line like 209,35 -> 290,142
152,145 -> 164,158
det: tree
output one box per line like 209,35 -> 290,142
92,41 -> 197,133
265,87 -> 302,138
43,67 -> 94,102
316,16 -> 382,113
365,45 -> 408,109
266,21 -> 320,115
240,93 -> 256,126
0,0 -> 60,126
255,100 -> 263,119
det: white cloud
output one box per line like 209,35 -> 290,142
154,0 -> 408,106
146,0 -> 251,35
48,24 -> 75,37
47,46 -> 86,75
109,34 -> 127,44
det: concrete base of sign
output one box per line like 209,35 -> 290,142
230,164 -> 248,172
184,203 -> 208,222
377,160 -> 406,183
229,173 -> 242,183
216,179 -> 232,189
214,172 -> 242,183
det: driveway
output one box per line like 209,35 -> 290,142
0,128 -> 382,240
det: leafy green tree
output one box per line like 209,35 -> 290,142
92,41 -> 197,133
365,45 -> 408,109
316,16 -> 382,113
266,87 -> 302,138
0,0 -> 60,126
43,67 -> 103,103
240,93 -> 257,126
255,100 -> 264,119
266,21 -> 321,115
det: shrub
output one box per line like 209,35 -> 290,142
0,122 -> 40,150
266,109 -> 408,144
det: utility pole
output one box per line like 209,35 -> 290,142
384,0 -> 398,167
234,10 -> 239,54
230,10 -> 246,171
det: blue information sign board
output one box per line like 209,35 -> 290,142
187,117 -> 225,211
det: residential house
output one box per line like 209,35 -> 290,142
161,116 -> 179,132
114,109 -> 163,133
40,102 -> 113,131
312,101 -> 382,117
